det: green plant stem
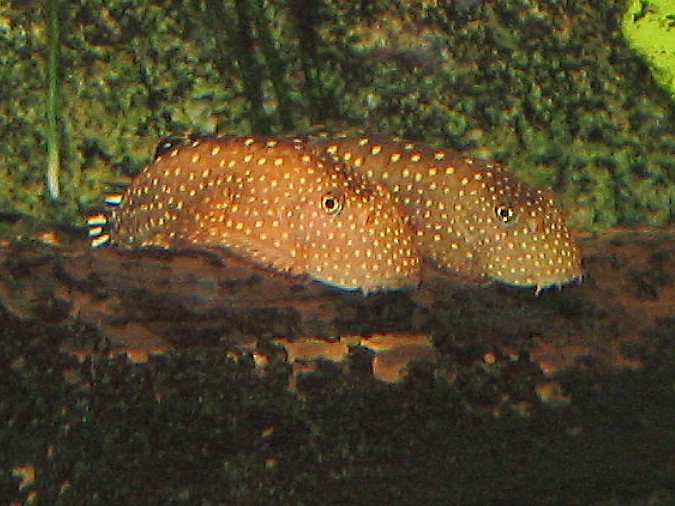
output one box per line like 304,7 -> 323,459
46,0 -> 61,200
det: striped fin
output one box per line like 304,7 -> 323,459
90,233 -> 111,248
86,213 -> 112,248
87,213 -> 108,227
88,180 -> 129,248
104,193 -> 124,206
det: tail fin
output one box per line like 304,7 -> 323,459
86,190 -> 125,248
87,213 -> 111,247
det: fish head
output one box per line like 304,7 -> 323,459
286,158 -> 421,293
467,169 -> 583,290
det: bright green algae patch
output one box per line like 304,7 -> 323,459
622,0 -> 675,101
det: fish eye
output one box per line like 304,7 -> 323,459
321,191 -> 344,215
495,204 -> 516,223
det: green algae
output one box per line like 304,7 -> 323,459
0,0 -> 673,228
622,0 -> 675,101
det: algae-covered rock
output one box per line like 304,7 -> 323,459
0,0 -> 673,229
622,0 -> 675,101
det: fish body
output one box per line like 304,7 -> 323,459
306,135 -> 582,291
88,136 -> 421,293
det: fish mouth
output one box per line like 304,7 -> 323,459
480,233 -> 584,292
482,258 -> 583,290
360,271 -> 422,295
482,253 -> 584,292
534,272 -> 584,296
315,267 -> 421,294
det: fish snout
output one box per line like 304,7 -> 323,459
480,212 -> 583,289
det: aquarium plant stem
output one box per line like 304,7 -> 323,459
46,0 -> 61,200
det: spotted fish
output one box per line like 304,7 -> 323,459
305,135 -> 582,292
87,136 -> 421,293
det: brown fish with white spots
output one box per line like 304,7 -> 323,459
87,136 -> 421,293
305,135 -> 582,292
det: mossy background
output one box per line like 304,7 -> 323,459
0,0 -> 673,230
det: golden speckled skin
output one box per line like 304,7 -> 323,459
103,136 -> 421,293
307,136 -> 582,291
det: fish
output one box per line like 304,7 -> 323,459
87,136 -> 421,293
303,135 -> 583,292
